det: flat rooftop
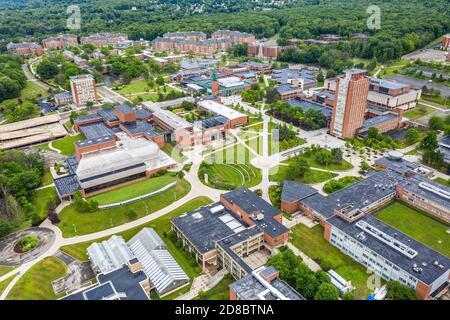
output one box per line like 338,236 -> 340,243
172,202 -> 247,254
287,99 -> 333,118
362,113 -> 399,128
222,188 -> 289,239
197,100 -> 247,121
327,214 -> 450,286
62,266 -> 148,300
79,122 -> 119,140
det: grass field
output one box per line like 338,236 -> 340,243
31,187 -> 59,221
114,81 -> 150,94
434,177 -> 450,187
0,275 -> 15,296
374,201 -> 450,257
88,174 -> 176,205
293,155 -> 353,171
58,178 -> 191,237
404,105 -> 436,120
194,275 -> 234,300
0,266 -> 15,278
60,197 -> 212,281
269,166 -> 337,184
206,141 -> 257,164
52,134 -> 84,156
420,95 -> 450,109
7,257 -> 67,300
41,168 -> 54,186
162,142 -> 187,163
199,163 -> 262,190
34,143 -> 52,151
291,224 -> 373,299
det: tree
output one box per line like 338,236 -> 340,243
428,116 -> 445,131
127,209 -> 137,220
288,157 -> 309,177
404,127 -> 420,144
420,131 -> 438,151
36,59 -> 59,80
386,281 -> 418,300
315,149 -> 333,167
331,148 -> 343,162
86,101 -> 94,109
314,283 -> 340,300
316,71 -> 325,84
265,87 -> 280,104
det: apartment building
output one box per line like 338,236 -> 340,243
247,44 -> 282,59
42,34 -> 78,49
80,33 -> 128,47
70,74 -> 98,107
329,69 -> 370,138
6,42 -> 44,56
212,30 -> 256,44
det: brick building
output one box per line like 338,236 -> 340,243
70,74 -> 98,107
42,34 -> 78,49
442,34 -> 450,50
80,33 -> 128,47
6,42 -> 43,56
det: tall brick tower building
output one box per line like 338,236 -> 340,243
329,69 -> 370,138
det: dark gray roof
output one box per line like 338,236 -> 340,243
362,113 -> 399,129
229,267 -> 304,300
75,135 -> 114,148
276,84 -> 299,95
222,188 -> 289,238
97,109 -> 118,122
67,155 -> 78,174
272,68 -> 316,85
314,89 -> 335,101
135,109 -> 153,120
200,116 -> 228,129
287,99 -> 333,118
122,121 -> 159,136
115,104 -> 134,115
79,122 -> 118,140
171,202 -> 240,254
281,180 -> 318,203
327,214 -> 450,285
54,174 -> 80,197
62,266 -> 148,300
73,113 -> 102,124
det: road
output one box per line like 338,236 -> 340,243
96,86 -> 131,104
386,75 -> 450,97
21,64 -> 52,91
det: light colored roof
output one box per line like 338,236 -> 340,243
128,228 -> 189,296
218,76 -> 244,88
76,136 -> 172,188
0,114 -> 61,133
197,100 -> 247,121
87,235 -> 134,274
153,109 -> 192,130
142,97 -> 195,111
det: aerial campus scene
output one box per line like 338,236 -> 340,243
0,0 -> 449,307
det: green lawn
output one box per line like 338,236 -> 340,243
162,142 -> 187,163
291,224 -> 373,299
420,95 -> 450,109
374,201 -> 450,257
434,177 -> 450,187
194,274 -> 234,300
403,105 -> 436,120
0,266 -> 15,278
295,155 -> 353,171
34,143 -> 51,151
41,168 -> 54,186
114,81 -> 150,95
7,257 -> 67,300
88,174 -> 176,205
31,187 -> 59,221
52,134 -> 84,156
0,275 -> 15,296
65,120 -> 73,130
244,136 -> 262,155
199,163 -> 262,190
269,166 -> 337,184
1,81 -> 49,107
58,179 -> 191,237
60,197 -> 212,280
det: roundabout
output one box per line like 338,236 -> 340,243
0,228 -> 56,266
